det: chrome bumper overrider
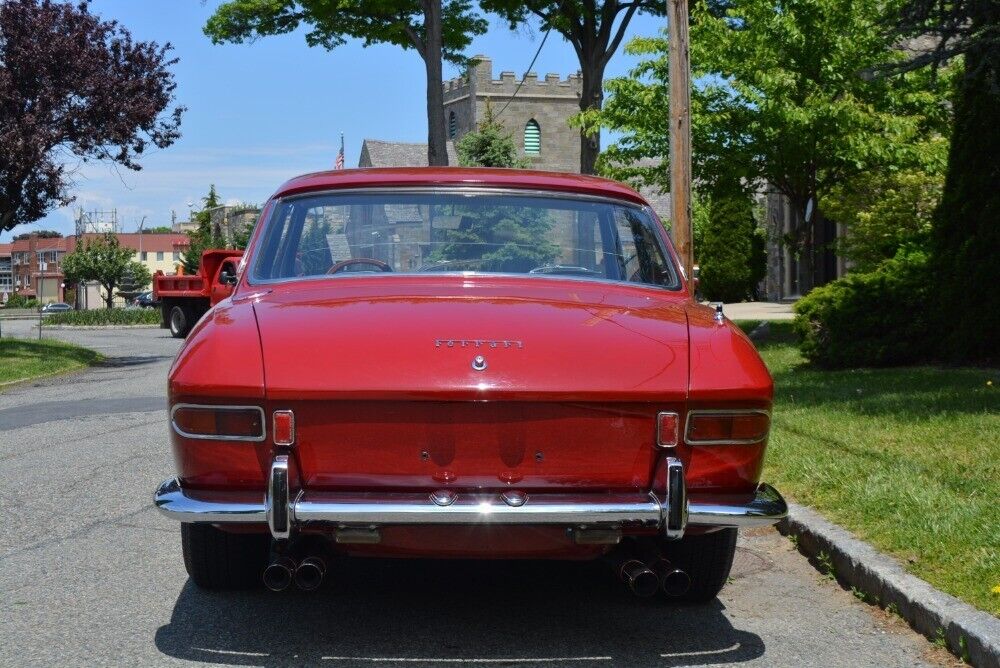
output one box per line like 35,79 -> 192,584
154,457 -> 788,540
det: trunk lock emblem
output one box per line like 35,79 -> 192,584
472,355 -> 488,371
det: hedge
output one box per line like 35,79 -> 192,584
44,308 -> 160,326
793,250 -> 933,368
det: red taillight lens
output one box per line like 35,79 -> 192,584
686,411 -> 770,444
273,410 -> 295,446
171,405 -> 265,441
656,412 -> 679,447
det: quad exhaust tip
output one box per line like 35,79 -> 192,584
620,559 -> 660,598
262,556 -> 296,592
294,556 -> 326,591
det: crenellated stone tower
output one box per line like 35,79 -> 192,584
443,55 -> 583,173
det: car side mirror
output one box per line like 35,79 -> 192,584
219,267 -> 237,286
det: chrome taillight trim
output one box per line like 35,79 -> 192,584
169,404 -> 266,442
684,409 -> 771,446
656,411 -> 680,448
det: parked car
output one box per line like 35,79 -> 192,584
40,302 -> 72,314
134,291 -> 158,308
154,168 -> 787,600
153,249 -> 243,338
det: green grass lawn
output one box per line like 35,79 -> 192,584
0,337 -> 104,385
740,321 -> 999,615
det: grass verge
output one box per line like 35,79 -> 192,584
0,337 -> 104,385
738,320 -> 999,615
44,308 -> 160,326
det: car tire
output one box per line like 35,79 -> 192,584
168,305 -> 188,338
658,528 -> 738,603
181,524 -> 269,589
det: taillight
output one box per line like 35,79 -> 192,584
272,410 -> 295,446
656,412 -> 679,447
686,410 -> 770,445
171,404 -> 265,441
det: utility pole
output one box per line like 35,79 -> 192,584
667,0 -> 694,286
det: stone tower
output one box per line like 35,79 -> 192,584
443,56 -> 583,173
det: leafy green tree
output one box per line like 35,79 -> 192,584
822,139 -> 947,271
431,204 -> 558,272
580,0 -> 951,285
141,225 -> 174,234
62,233 -> 151,309
697,191 -> 766,302
457,102 -> 529,168
12,230 -> 62,240
205,0 -> 487,166
888,0 -> 1000,363
182,185 -> 224,274
482,0 -> 666,174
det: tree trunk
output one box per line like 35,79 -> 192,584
931,23 -> 1000,363
578,56 -> 605,175
422,0 -> 449,166
103,284 -> 115,309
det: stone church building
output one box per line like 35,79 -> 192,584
359,54 -> 841,300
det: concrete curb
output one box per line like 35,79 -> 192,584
778,503 -> 1000,667
38,324 -> 159,330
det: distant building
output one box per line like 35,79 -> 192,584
0,243 -> 12,300
7,231 -> 189,305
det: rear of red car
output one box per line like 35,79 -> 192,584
157,169 -> 785,598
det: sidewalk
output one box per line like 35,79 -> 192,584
720,301 -> 795,321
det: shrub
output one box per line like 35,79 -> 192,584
793,249 -> 932,368
44,308 -> 160,326
698,193 -> 766,302
4,293 -> 38,309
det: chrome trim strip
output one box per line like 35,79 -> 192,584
293,492 -> 662,527
169,404 -> 266,442
684,409 -> 772,446
154,478 -> 787,530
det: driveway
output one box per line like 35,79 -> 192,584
0,327 -> 947,667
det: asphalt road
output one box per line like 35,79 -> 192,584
0,325 -> 951,667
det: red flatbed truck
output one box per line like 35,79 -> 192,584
153,249 -> 243,338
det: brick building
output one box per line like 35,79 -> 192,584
6,231 -> 189,305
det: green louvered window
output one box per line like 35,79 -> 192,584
448,112 -> 457,138
524,119 -> 541,155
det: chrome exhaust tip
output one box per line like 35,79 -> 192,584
620,559 -> 660,598
294,556 -> 326,591
660,568 -> 691,597
262,556 -> 296,592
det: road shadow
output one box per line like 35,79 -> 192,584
155,557 -> 765,667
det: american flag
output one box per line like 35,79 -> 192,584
335,133 -> 345,170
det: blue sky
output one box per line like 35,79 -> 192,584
1,1 -> 666,242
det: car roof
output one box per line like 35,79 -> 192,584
272,167 -> 648,206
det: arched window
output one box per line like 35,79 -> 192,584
448,111 -> 457,139
524,119 -> 541,155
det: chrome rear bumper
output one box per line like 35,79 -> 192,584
154,457 -> 787,540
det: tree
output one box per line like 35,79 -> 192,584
0,0 -> 184,233
888,0 -> 1000,363
205,0 -> 487,167
822,138 -> 947,272
62,233 -> 151,309
457,102 -> 530,168
697,191 -> 766,302
141,226 -> 174,234
580,0 -> 951,287
182,185 -> 224,274
12,230 -> 62,241
483,0 -> 666,174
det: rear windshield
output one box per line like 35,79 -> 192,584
251,189 -> 680,289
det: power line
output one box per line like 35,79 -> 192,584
496,27 -> 553,118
